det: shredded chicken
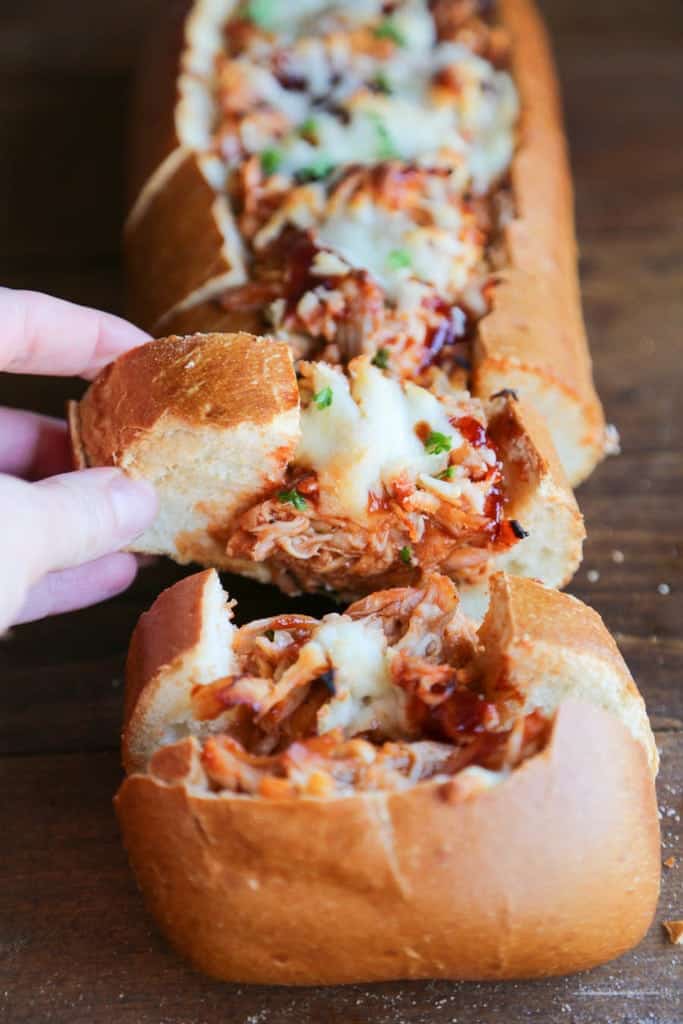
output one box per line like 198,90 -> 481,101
226,442 -> 517,597
198,709 -> 549,797
178,574 -> 551,797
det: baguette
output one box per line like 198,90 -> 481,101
124,0 -> 607,485
116,569 -> 660,984
69,331 -> 583,614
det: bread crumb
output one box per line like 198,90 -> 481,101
664,856 -> 677,869
663,920 -> 683,944
587,569 -> 600,583
611,549 -> 625,563
658,583 -> 671,595
604,423 -> 620,455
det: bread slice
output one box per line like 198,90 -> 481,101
115,569 -> 660,983
69,332 -> 584,612
69,332 -> 300,567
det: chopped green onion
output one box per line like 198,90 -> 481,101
260,147 -> 282,175
371,347 -> 390,369
424,431 -> 453,455
299,117 -> 318,138
387,248 -> 411,270
399,545 -> 413,564
245,0 -> 275,29
294,157 -> 336,183
278,489 -> 307,511
374,19 -> 406,46
369,113 -> 399,160
373,70 -> 393,95
313,386 -> 333,409
438,466 -> 456,480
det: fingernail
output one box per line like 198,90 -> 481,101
107,472 -> 158,538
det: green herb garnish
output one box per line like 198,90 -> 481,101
399,545 -> 413,564
245,0 -> 276,29
424,431 -> 453,455
294,157 -> 336,183
438,466 -> 456,480
374,19 -> 406,46
313,386 -> 333,409
387,248 -> 411,270
299,117 -> 318,139
369,113 -> 399,160
278,489 -> 307,511
371,347 -> 390,369
373,70 -> 393,95
260,147 -> 282,175
265,629 -> 275,641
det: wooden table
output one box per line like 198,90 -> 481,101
1,2 -> 681,1020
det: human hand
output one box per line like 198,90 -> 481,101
0,287 -> 158,631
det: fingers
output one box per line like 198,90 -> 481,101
0,287 -> 149,379
0,469 -> 157,630
0,407 -> 71,480
12,553 -> 139,626
30,468 -> 158,573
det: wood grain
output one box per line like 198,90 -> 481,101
0,0 -> 681,1020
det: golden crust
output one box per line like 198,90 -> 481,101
123,568 -> 216,746
485,572 -> 630,676
70,332 -> 298,468
481,573 -> 658,773
124,154 -> 240,332
482,396 -> 584,598
116,699 -> 660,983
473,0 -> 606,484
489,392 -> 569,497
153,295 -> 263,339
67,400 -> 87,470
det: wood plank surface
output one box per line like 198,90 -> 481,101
0,737 -> 680,1024
0,1 -> 681,1021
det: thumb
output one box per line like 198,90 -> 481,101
29,467 -> 158,576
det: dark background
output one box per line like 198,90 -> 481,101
0,2 -> 681,1021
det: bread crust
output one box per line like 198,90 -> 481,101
115,570 -> 660,982
125,153 -> 244,332
124,0 -> 244,329
472,0 -> 606,484
69,332 -> 299,466
123,568 -> 218,750
486,393 -> 583,587
116,700 -> 659,984
69,332 -> 301,567
125,0 -> 606,486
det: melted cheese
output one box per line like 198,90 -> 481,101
296,359 -> 463,519
316,172 -> 480,300
309,614 -> 407,735
222,1 -> 519,196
